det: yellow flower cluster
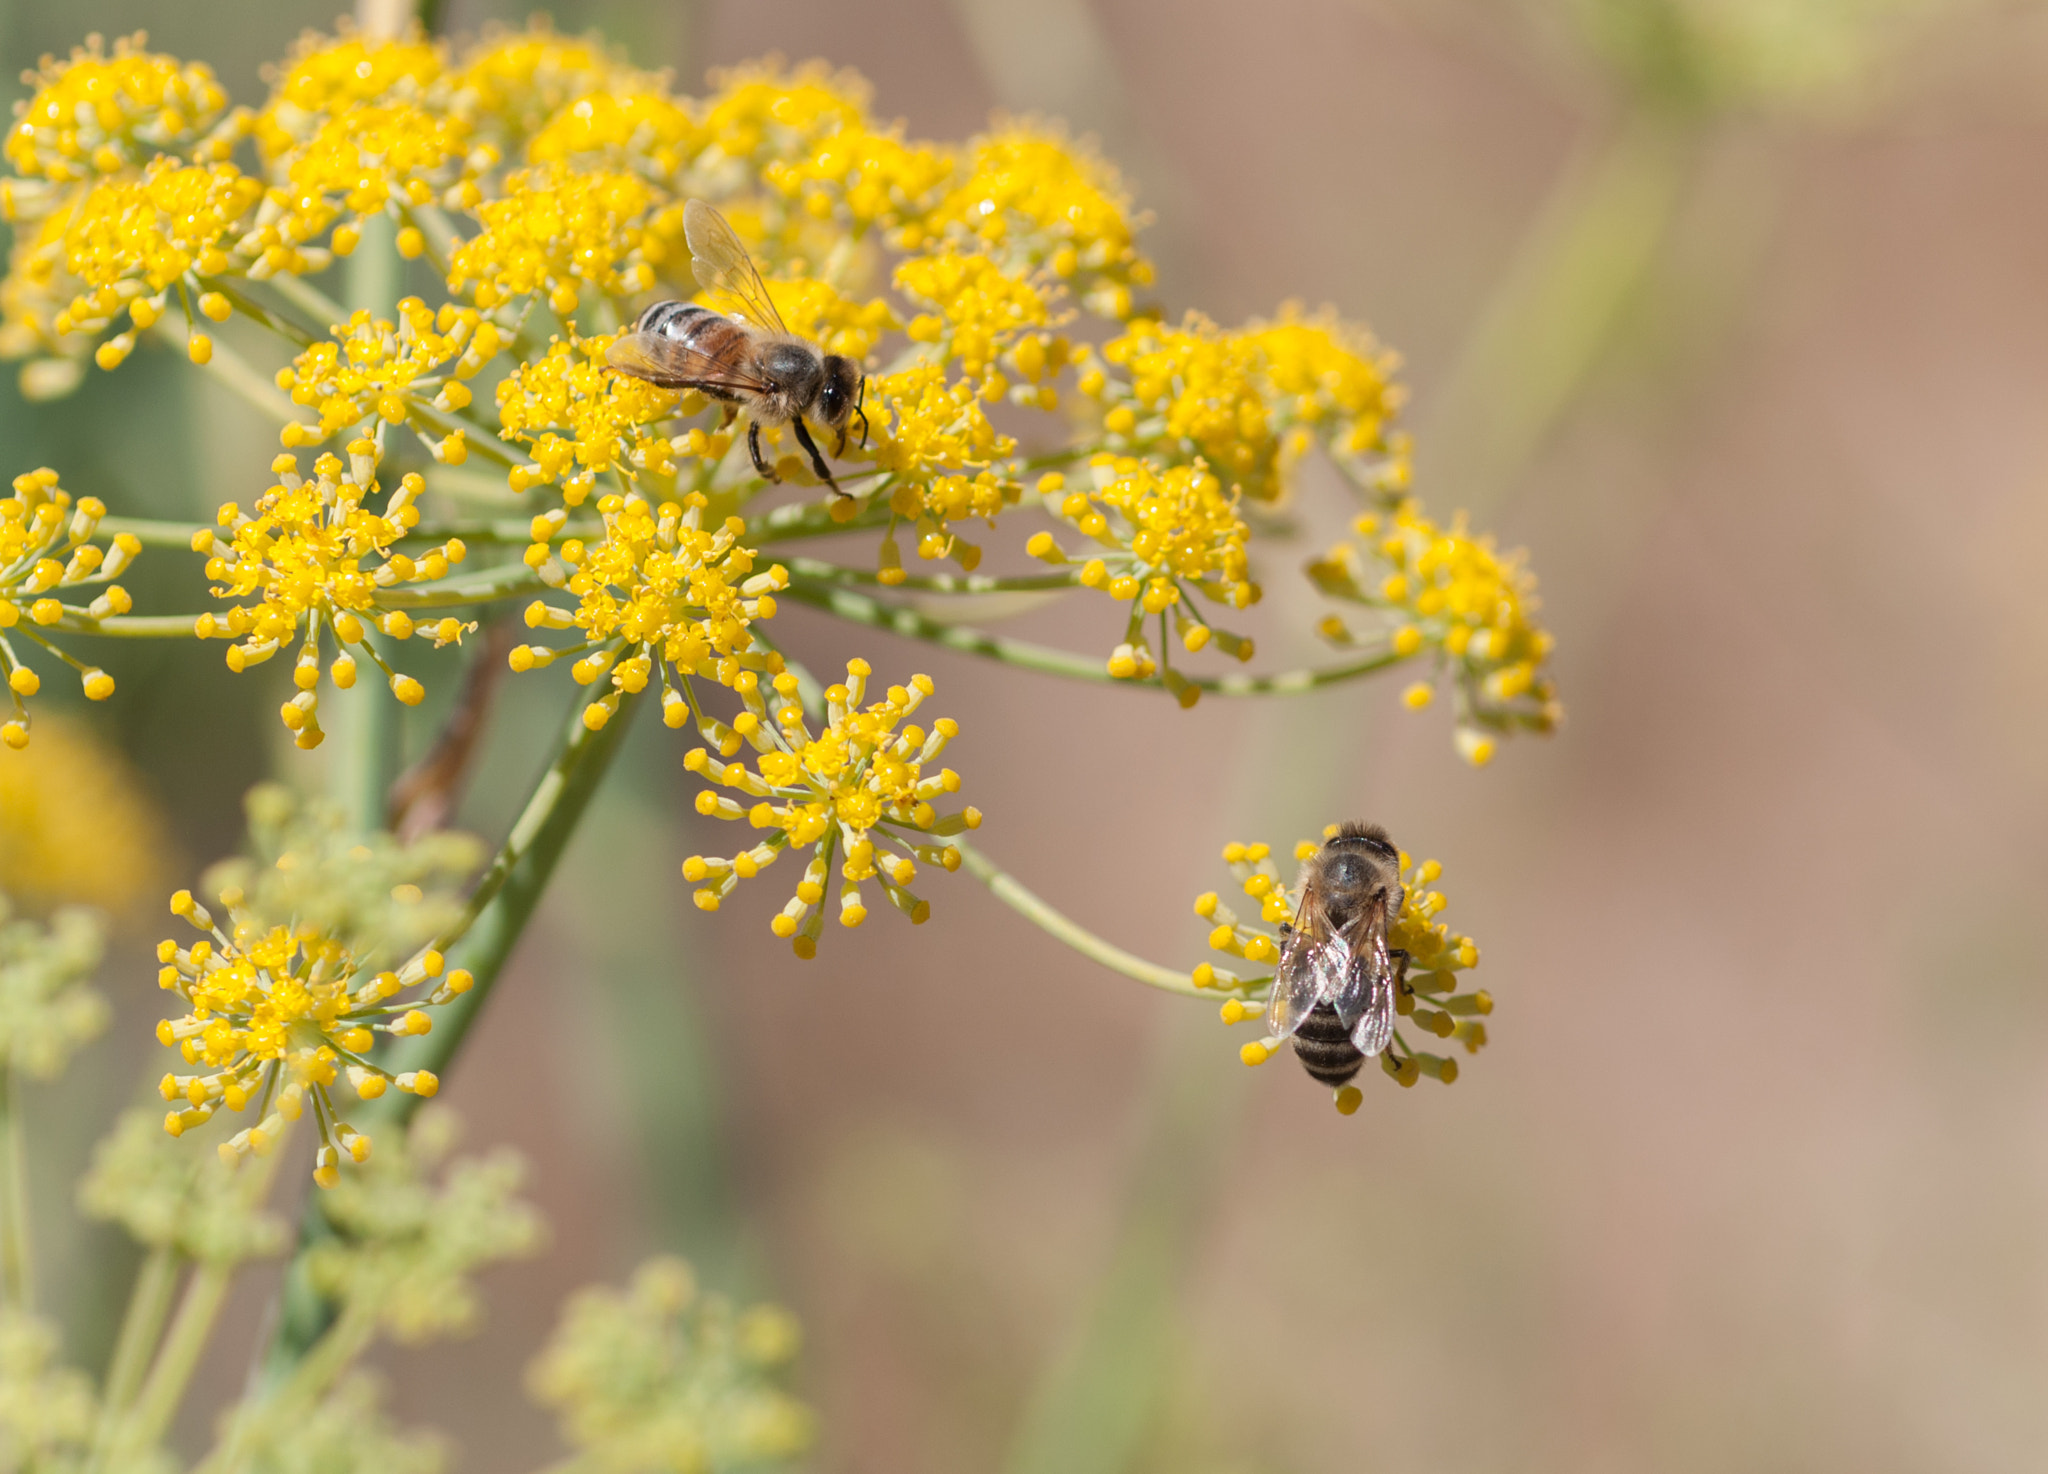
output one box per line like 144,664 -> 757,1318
1246,306 -> 1408,485
514,491 -> 786,732
867,363 -> 1017,574
530,1256 -> 815,1470
56,159 -> 260,345
279,100 -> 474,231
527,89 -> 699,179
681,660 -> 978,956
1306,502 -> 1560,764
1191,830 -> 1489,1108
0,467 -> 137,746
453,24 -> 630,143
498,335 -> 678,503
154,887 -> 460,1188
252,30 -> 442,164
5,34 -> 233,182
1086,316 -> 1273,495
447,161 -> 658,313
1079,309 -> 1408,506
695,61 -> 868,174
761,117 -> 954,235
1026,456 -> 1257,695
193,444 -> 472,745
759,275 -> 898,360
278,299 -> 493,451
895,250 -> 1064,391
922,128 -> 1153,320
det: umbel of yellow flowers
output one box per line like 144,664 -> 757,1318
0,18 -> 1561,1182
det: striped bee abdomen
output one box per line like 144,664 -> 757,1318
1291,1001 -> 1365,1087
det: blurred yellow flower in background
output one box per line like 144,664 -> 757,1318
0,714 -> 166,916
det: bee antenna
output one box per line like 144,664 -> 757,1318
854,376 -> 870,450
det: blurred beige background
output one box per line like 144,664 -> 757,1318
8,0 -> 2048,1471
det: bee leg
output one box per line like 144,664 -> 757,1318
748,422 -> 779,483
718,403 -> 737,429
789,416 -> 846,498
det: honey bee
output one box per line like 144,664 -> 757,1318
605,199 -> 868,495
1268,822 -> 1410,1088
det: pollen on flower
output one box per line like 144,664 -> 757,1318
194,450 -> 471,743
683,662 -> 974,953
1192,832 -> 1492,1095
0,467 -> 139,744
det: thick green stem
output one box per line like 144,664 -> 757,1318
87,1247 -> 181,1473
116,1263 -> 232,1458
781,555 -> 1080,595
97,1247 -> 179,1416
52,614 -> 200,638
378,561 -> 545,610
956,841 -> 1199,997
335,664 -> 399,836
152,322 -> 296,423
262,273 -> 348,334
746,495 -> 894,544
0,1070 -> 27,1309
99,517 -> 209,547
196,281 -> 318,347
781,581 -> 1406,695
201,1307 -> 376,1474
259,689 -> 644,1385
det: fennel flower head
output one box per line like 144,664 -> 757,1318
152,786 -> 482,1187
0,21 -> 1556,967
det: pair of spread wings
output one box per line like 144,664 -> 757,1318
604,199 -> 791,396
1266,893 -> 1398,1058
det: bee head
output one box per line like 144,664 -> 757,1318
817,355 -> 861,430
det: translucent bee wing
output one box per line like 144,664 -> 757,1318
1339,915 -> 1396,1058
1329,901 -> 1388,1028
683,199 -> 790,336
604,331 -> 771,394
1266,930 -> 1349,1040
